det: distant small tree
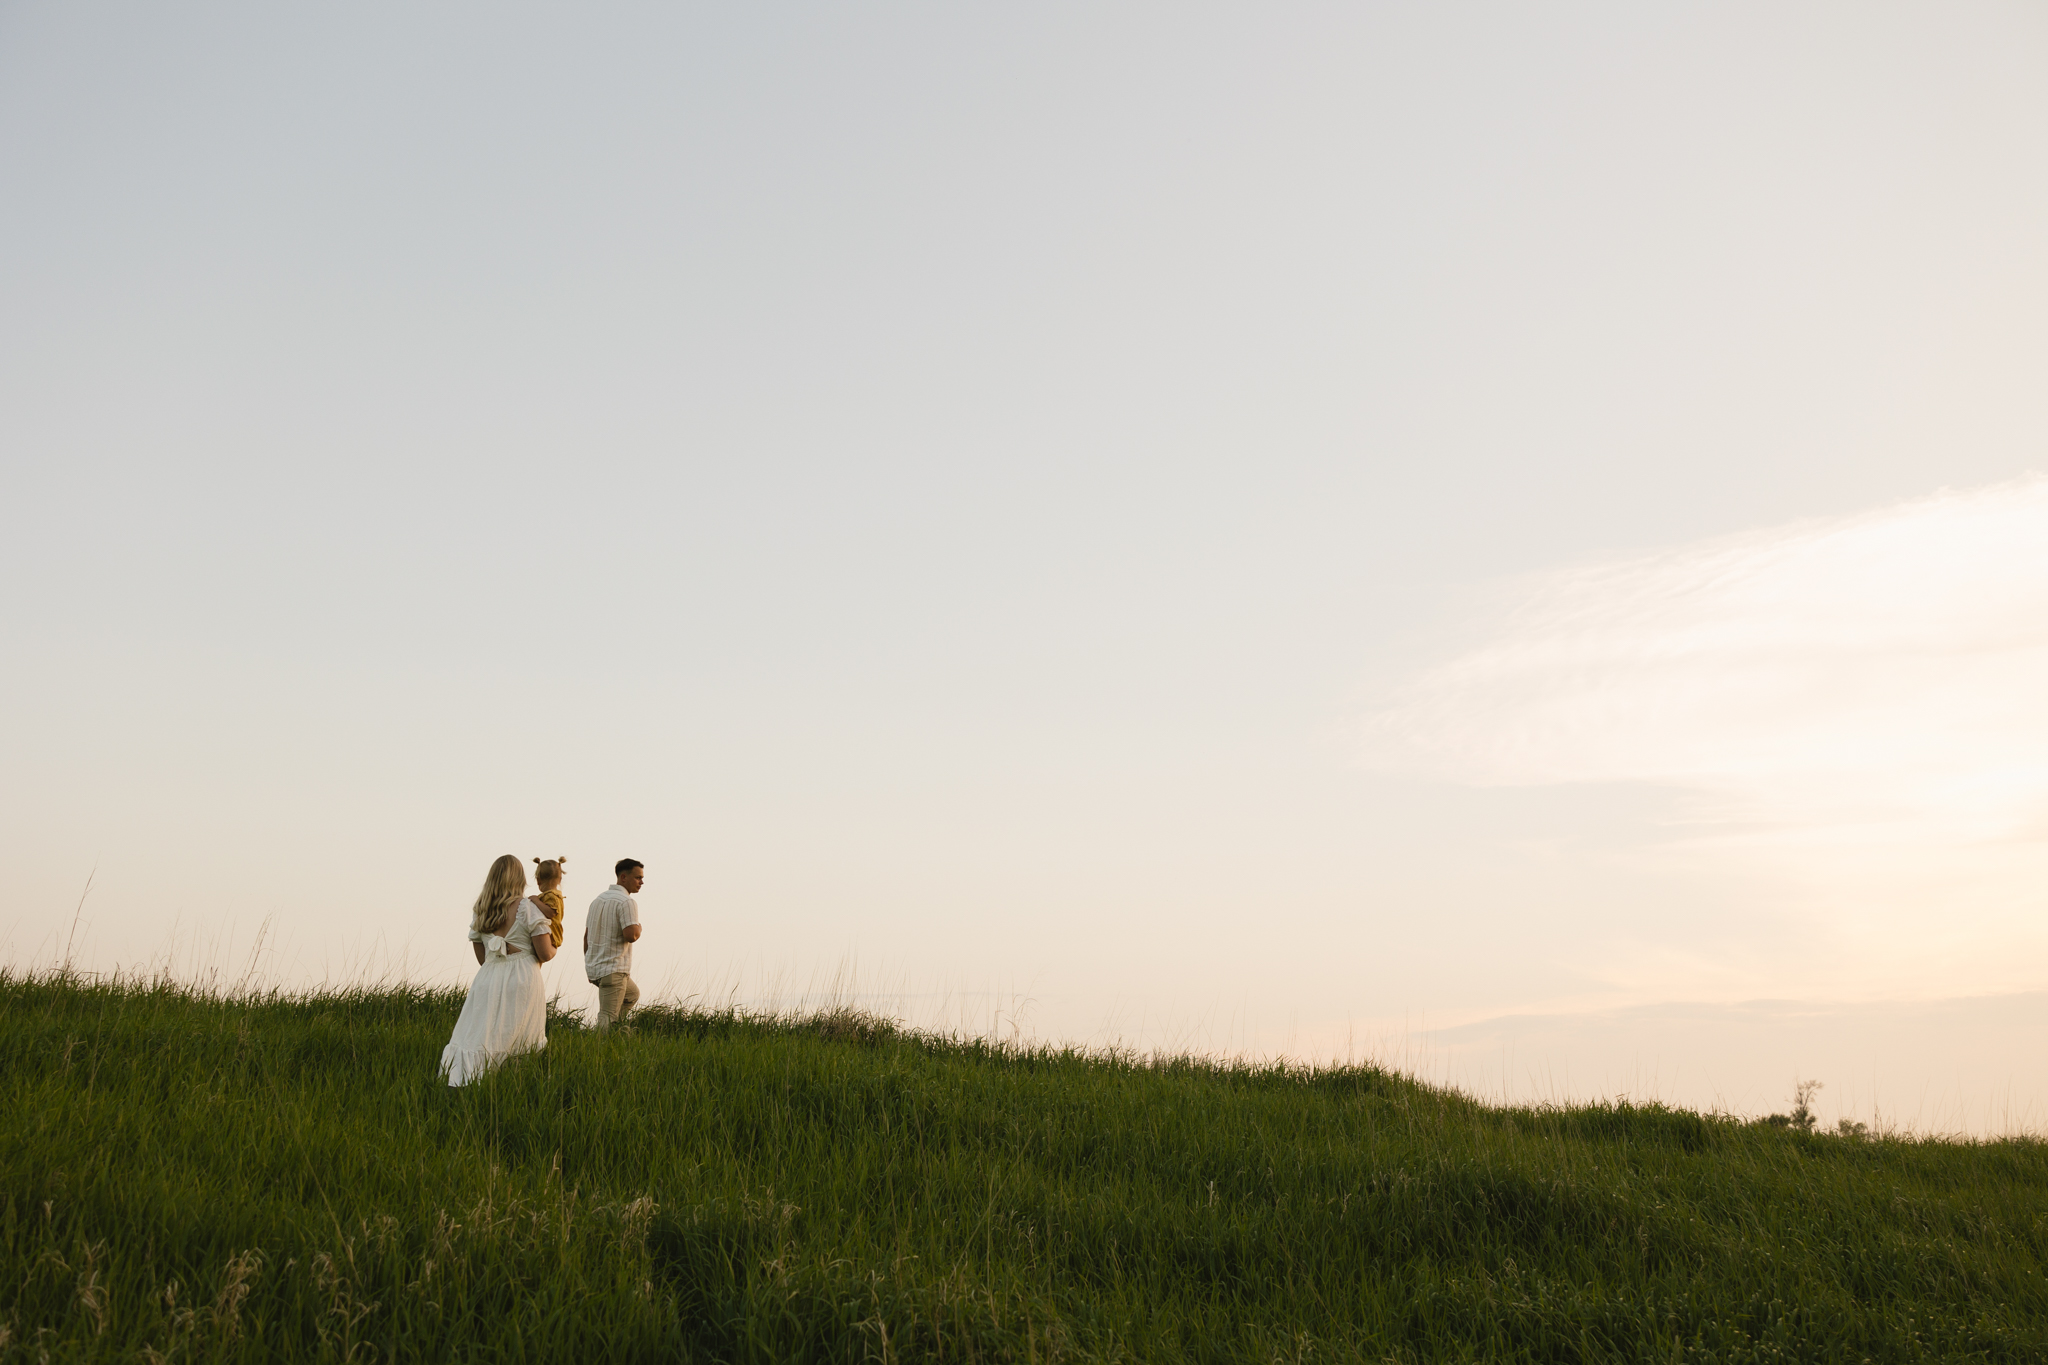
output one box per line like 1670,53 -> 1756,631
1763,1079 -> 1823,1132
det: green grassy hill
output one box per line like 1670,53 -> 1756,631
4,972 -> 2045,1363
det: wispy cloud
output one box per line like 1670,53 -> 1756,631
1364,478 -> 2048,997
1367,477 -> 2048,848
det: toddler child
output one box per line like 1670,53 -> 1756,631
532,856 -> 568,948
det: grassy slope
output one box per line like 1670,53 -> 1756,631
2,974 -> 2045,1363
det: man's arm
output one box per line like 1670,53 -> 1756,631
621,923 -> 642,943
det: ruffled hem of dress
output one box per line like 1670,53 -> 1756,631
439,1037 -> 545,1088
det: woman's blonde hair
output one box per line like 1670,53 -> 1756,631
532,855 -> 566,888
471,854 -> 527,936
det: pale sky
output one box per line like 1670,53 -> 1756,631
5,3 -> 2046,1131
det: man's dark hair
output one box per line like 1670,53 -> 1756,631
615,859 -> 644,878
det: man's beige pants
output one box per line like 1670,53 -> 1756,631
593,972 -> 640,1030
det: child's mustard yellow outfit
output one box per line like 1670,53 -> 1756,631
538,888 -> 565,946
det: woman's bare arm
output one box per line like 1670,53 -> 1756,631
531,929 -> 556,964
473,940 -> 485,965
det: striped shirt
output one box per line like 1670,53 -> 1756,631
582,884 -> 641,983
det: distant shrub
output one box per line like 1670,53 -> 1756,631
1762,1078 -> 1824,1132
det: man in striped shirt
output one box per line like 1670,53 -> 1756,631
583,859 -> 645,1030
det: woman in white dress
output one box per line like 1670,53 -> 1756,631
440,853 -> 557,1086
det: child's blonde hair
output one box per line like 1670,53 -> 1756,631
471,854 -> 527,935
533,855 -> 566,889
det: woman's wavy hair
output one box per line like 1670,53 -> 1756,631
470,854 -> 528,936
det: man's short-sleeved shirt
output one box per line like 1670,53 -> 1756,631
583,883 -> 641,983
